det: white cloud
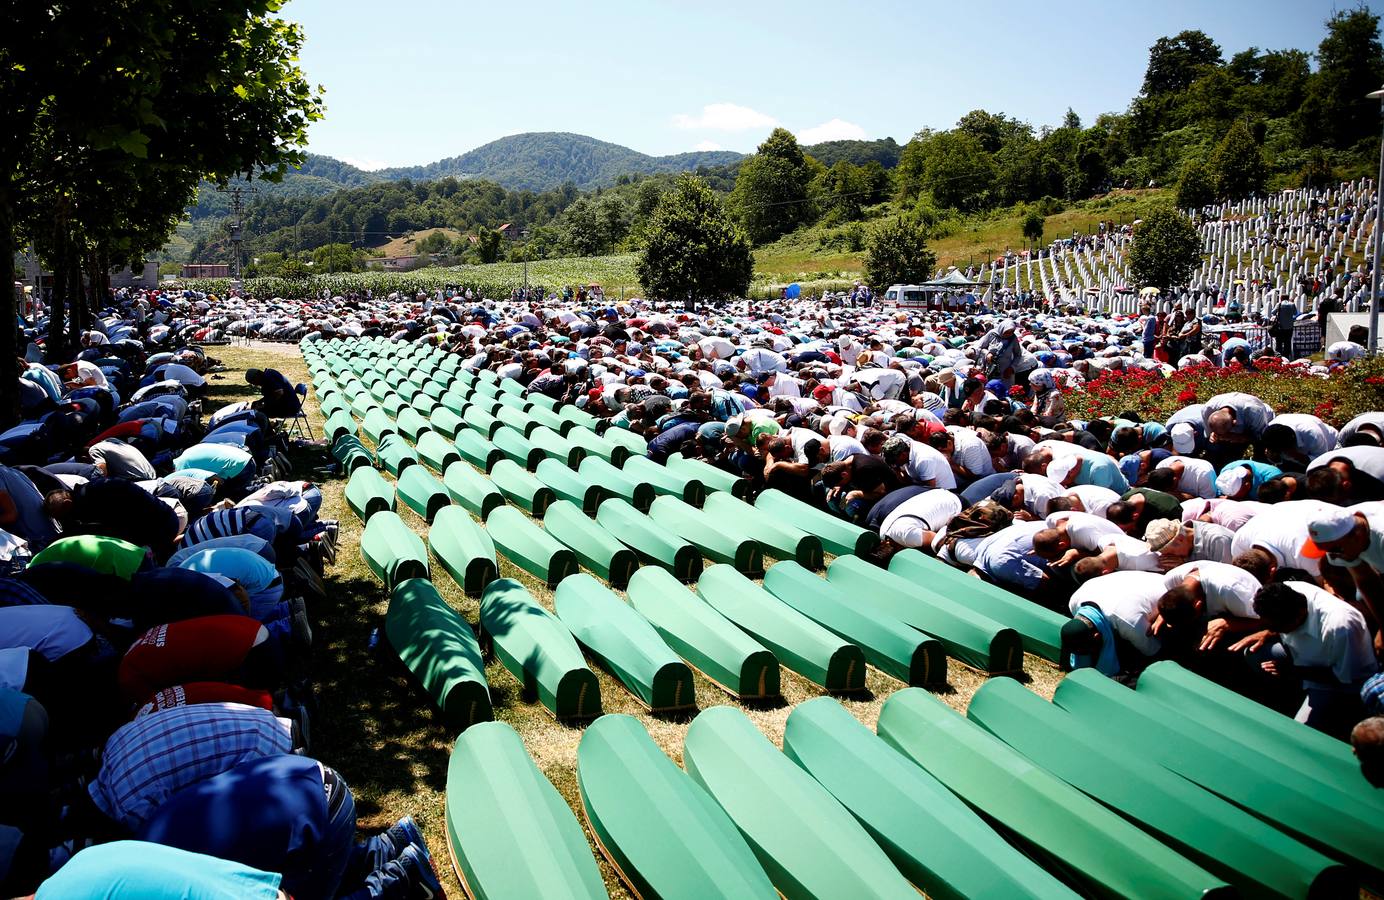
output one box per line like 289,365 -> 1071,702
339,155 -> 391,171
692,140 -> 723,151
796,118 -> 867,145
673,103 -> 778,132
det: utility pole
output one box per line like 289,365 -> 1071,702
217,185 -> 258,291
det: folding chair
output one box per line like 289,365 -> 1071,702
288,383 -> 313,441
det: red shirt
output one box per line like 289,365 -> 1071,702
135,682 -> 274,718
119,615 -> 267,703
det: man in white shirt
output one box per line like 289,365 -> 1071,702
1035,513 -> 1162,575
1301,505 -> 1384,643
945,425 -> 996,482
881,434 -> 955,489
1151,560 -> 1262,651
1059,484 -> 1121,517
1061,570 -> 1166,674
1154,455 -> 1217,499
878,490 -> 964,550
1229,499 -> 1335,577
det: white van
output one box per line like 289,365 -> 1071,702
884,284 -> 929,308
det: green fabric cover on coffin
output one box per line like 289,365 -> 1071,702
438,354 -> 461,374
421,379 -> 448,403
527,426 -> 586,469
463,404 -> 503,439
362,406 -> 398,445
753,489 -> 878,557
622,456 -> 706,506
360,511 -> 429,589
543,501 -> 639,588
497,377 -> 524,396
367,377 -> 392,403
1051,669 -> 1384,878
525,392 -> 558,412
889,549 -> 1064,662
876,688 -> 1232,900
347,390 -> 375,418
555,575 -> 694,713
381,393 -> 407,419
495,392 -> 531,415
577,715 -> 773,899
346,465 -> 395,523
484,506 -> 577,588
408,394 -> 435,421
534,458 -> 609,515
577,457 -> 652,510
489,459 -> 555,517
492,426 -> 546,471
602,426 -> 648,457
429,406 -> 464,440
763,561 -> 945,688
648,495 -> 762,576
626,567 -> 778,701
782,697 -> 1075,900
1136,661 -> 1380,800
324,410 -> 357,443
429,507 -> 498,597
480,578 -> 601,720
559,404 -> 600,431
395,407 -> 431,444
396,465 -> 450,523
472,379 -> 500,400
696,564 -> 865,694
374,434 -> 418,477
443,461 -> 505,521
387,578 -> 492,730
439,390 -> 469,417
523,404 -> 571,436
567,428 -> 631,467
596,498 -> 702,582
827,555 -> 1022,675
665,453 -> 751,499
682,706 -> 917,900
415,430 -> 460,473
968,678 -> 1352,900
332,435 -> 373,473
701,492 -> 822,569
445,721 -> 608,899
454,429 -> 505,473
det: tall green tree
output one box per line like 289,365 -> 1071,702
1141,30 -> 1223,95
1021,210 -> 1045,246
864,217 -> 937,288
1209,120 -> 1267,200
1176,158 -> 1216,210
731,128 -> 811,244
1298,7 -> 1384,149
637,174 -> 752,302
896,130 -> 995,210
1128,208 -> 1202,291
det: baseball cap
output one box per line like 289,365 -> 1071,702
1170,423 -> 1196,455
1048,455 -> 1078,484
1302,508 -> 1357,558
1215,467 -> 1248,498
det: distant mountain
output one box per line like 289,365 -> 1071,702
803,137 -> 902,169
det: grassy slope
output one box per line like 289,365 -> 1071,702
206,344 -> 1062,899
371,228 -> 462,259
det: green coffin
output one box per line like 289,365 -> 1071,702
440,390 -> 469,417
1051,670 -> 1384,877
622,456 -> 706,506
968,678 -> 1351,900
702,492 -> 822,569
683,707 -> 917,900
324,410 -> 357,443
696,565 -> 864,694
347,391 -> 375,418
754,489 -> 878,557
438,354 -> 460,374
374,434 -> 418,477
396,465 -> 450,523
395,407 -> 430,443
603,426 -> 648,457
567,428 -> 631,467
577,457 -> 653,510
454,429 -> 505,473
525,392 -> 557,412
416,430 -> 461,473
445,722 -> 607,899
496,392 -> 530,415
543,501 -> 639,588
443,461 -> 505,521
480,579 -> 600,720
783,698 -> 1074,900
827,556 -> 1022,675
463,404 -> 503,440
367,378 -> 391,403
491,426 -> 545,471
535,458 -> 610,515
497,377 -> 524,396
428,507 -> 498,597
362,406 -> 398,445
876,689 -> 1232,900
665,453 -> 751,499
524,404 -> 571,436
489,459 -> 554,517
559,405 -> 600,432
484,506 -> 577,588
430,407 -> 464,440
386,578 -> 492,729
649,495 -> 762,576
555,575 -> 694,713
578,715 -> 773,900
528,426 -> 586,469
626,567 -> 778,701
360,511 -> 429,589
889,550 -> 1065,662
381,393 -> 407,419
472,378 -> 500,398
422,380 -> 448,403
764,561 -> 945,688
346,465 -> 395,523
596,498 -> 702,582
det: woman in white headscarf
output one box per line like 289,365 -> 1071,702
1029,369 -> 1066,428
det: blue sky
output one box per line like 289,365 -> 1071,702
286,0 -> 1383,169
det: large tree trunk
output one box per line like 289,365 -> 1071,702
0,182 -> 19,428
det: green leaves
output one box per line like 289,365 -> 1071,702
637,174 -> 752,301
1127,208 -> 1201,291
863,217 -> 936,289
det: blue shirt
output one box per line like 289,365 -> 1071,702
36,841 -> 282,899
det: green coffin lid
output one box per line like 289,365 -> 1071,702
528,426 -> 586,469
484,506 -> 576,588
489,459 -> 554,517
876,688 -> 1232,900
665,453 -> 751,499
577,457 -> 653,510
497,377 -> 524,396
968,678 -> 1351,900
783,697 -> 1074,900
623,455 -> 706,506
324,410 -> 357,443
754,489 -> 878,557
445,722 -> 607,899
559,405 -> 600,431
524,404 -> 571,435
443,461 -> 505,520
386,578 -> 492,729
360,511 -> 429,589
430,407 -> 464,440
578,715 -> 773,899
889,550 -> 1065,662
696,564 -> 864,694
362,406 -> 397,445
626,567 -> 778,701
648,495 -> 762,576
525,392 -> 558,412
454,430 -> 505,473
492,426 -> 546,471
375,433 -> 418,477
543,501 -> 639,588
381,393 -> 407,419
395,406 -> 430,443
556,575 -> 694,713
683,706 -> 917,900
603,426 -> 648,457
463,404 -> 503,440
702,492 -> 822,569
396,464 -> 450,523
763,561 -> 945,688
535,458 -> 610,515
827,555 -> 1022,675
567,428 -> 631,467
480,578 -> 600,719
496,392 -> 530,414
429,507 -> 498,597
596,498 -> 702,582
345,465 -> 395,523
416,430 -> 461,473
439,390 -> 469,417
